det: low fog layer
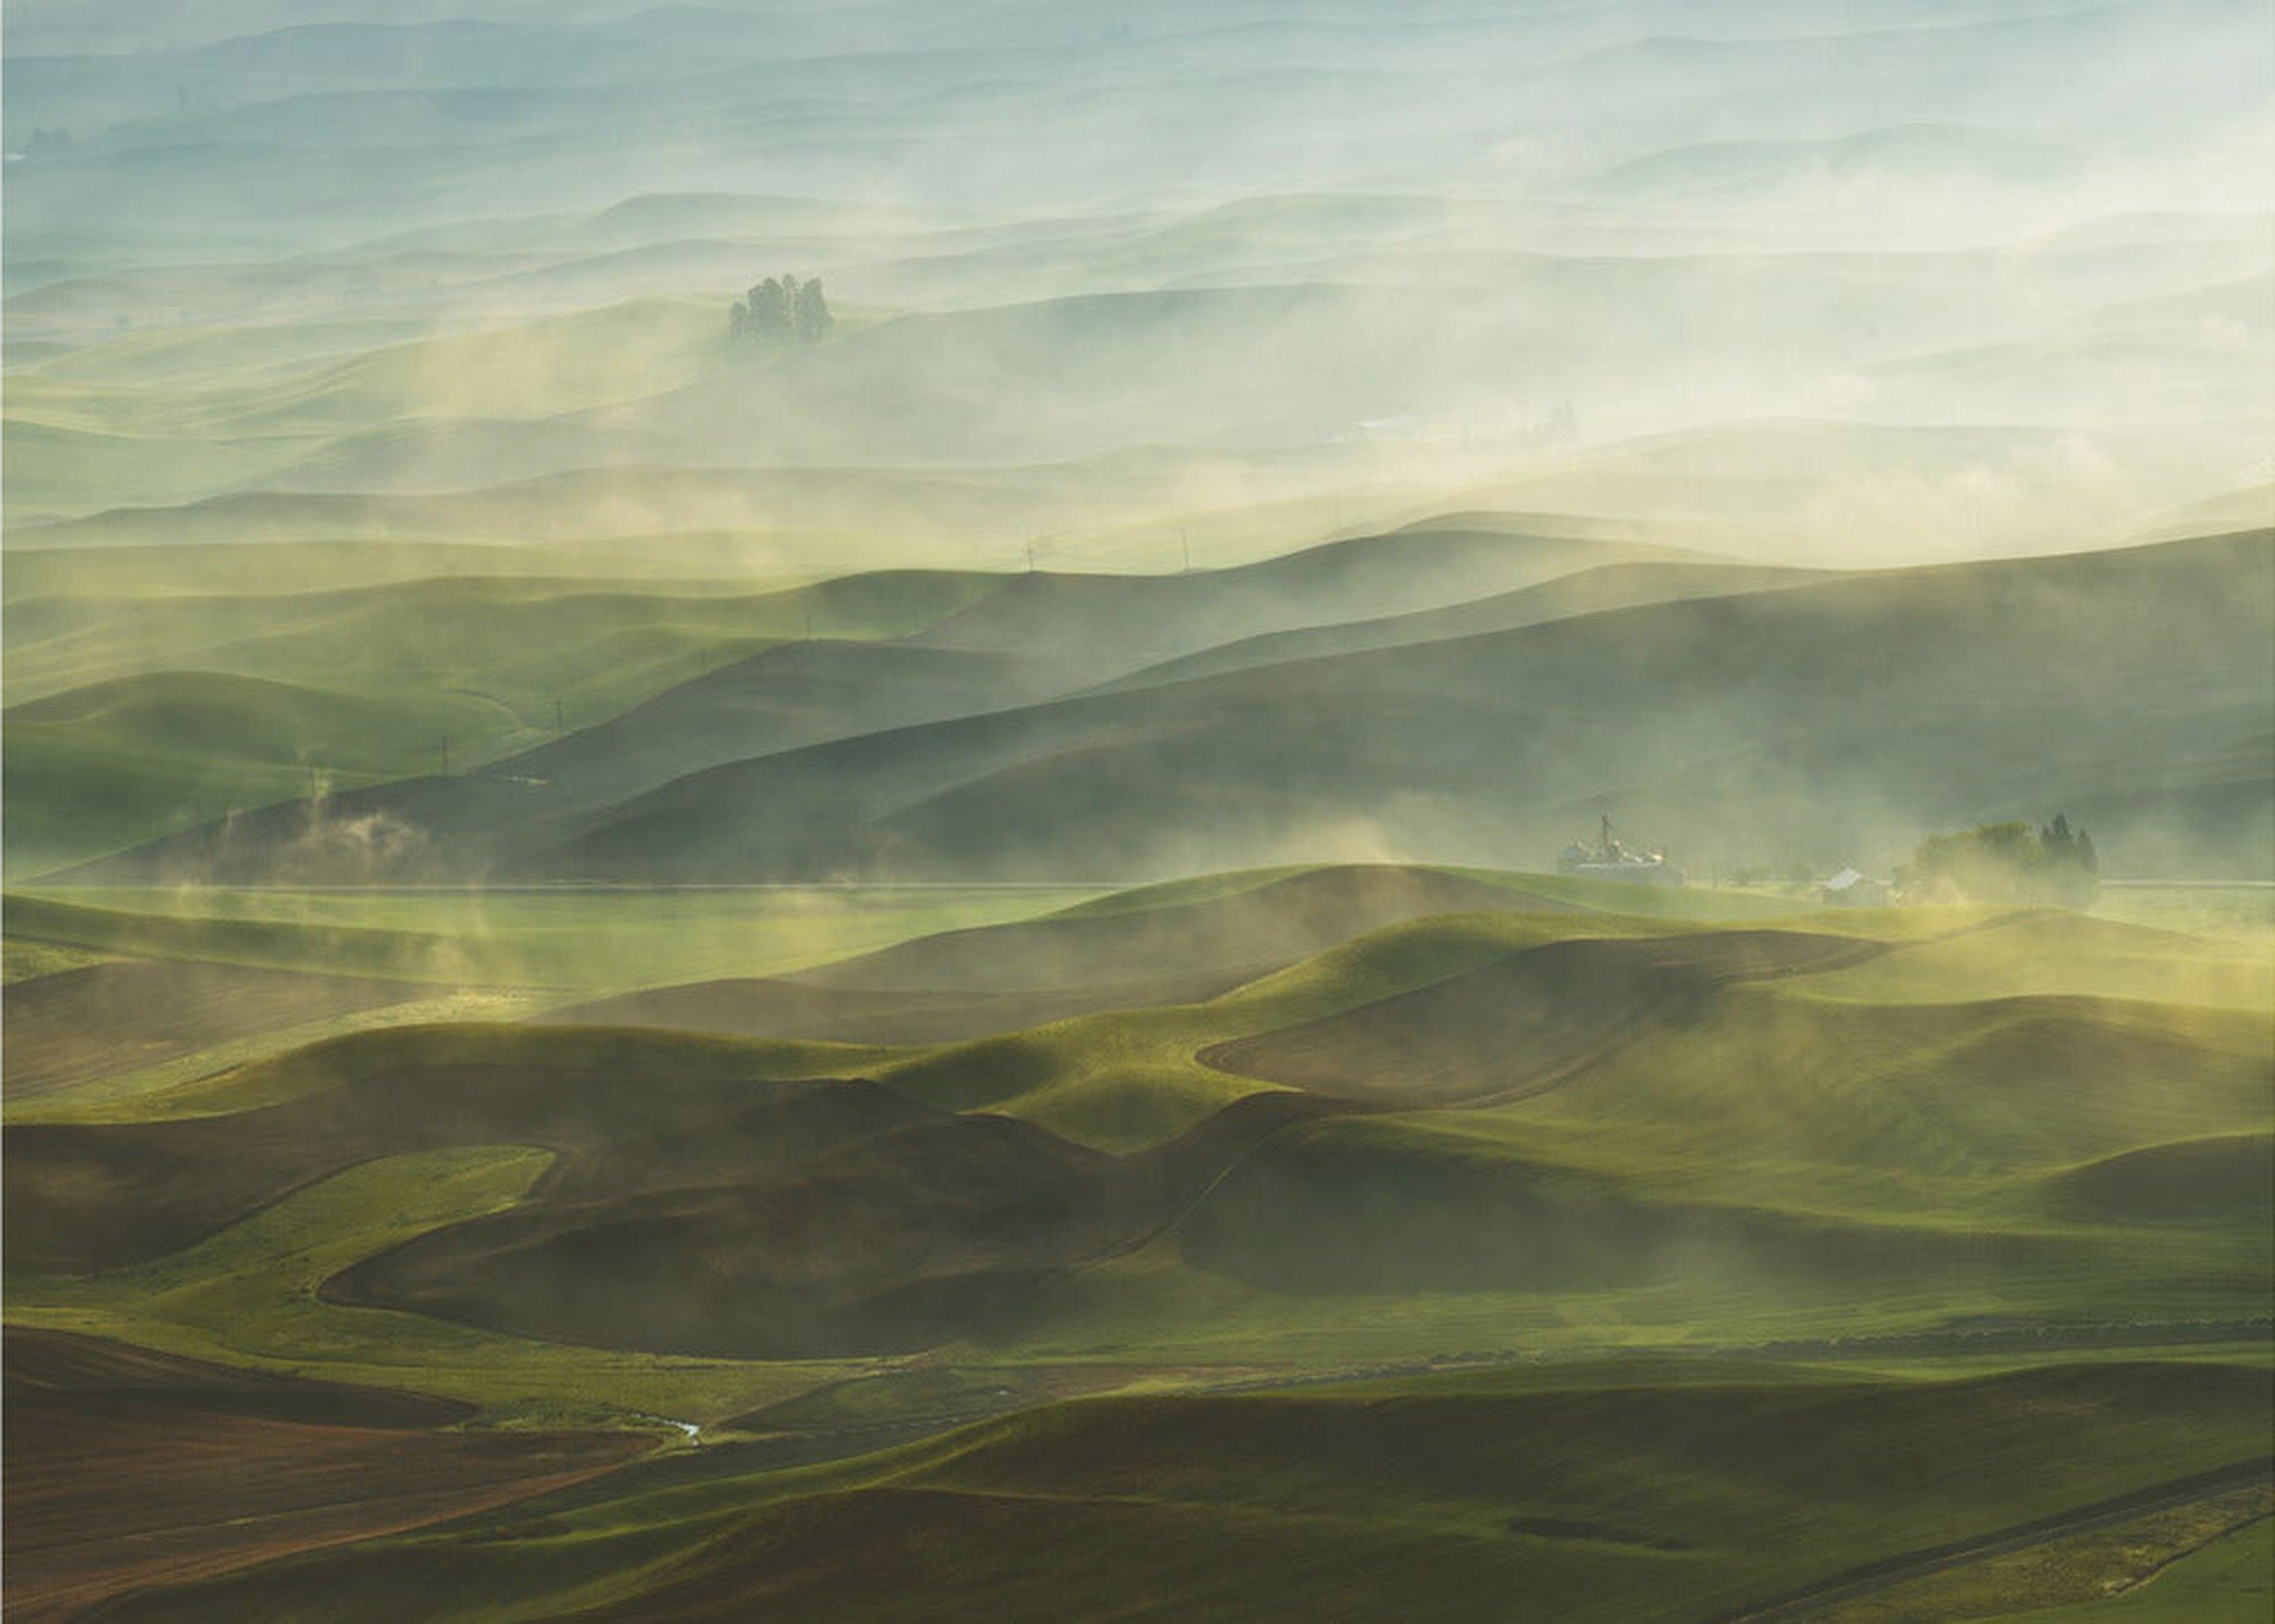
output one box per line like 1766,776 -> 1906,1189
37,528 -> 2272,888
3,2 -> 2270,885
5,0 -> 2270,566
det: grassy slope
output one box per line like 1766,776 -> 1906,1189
10,15 -> 2272,1617
1792,909 -> 2275,1010
0,883 -> 1099,1122
27,523 -> 1706,883
2,885 -> 1101,992
456,527 -> 1687,821
8,1146 -> 846,1422
5,454 -> 1380,562
11,897 -> 2266,1378
3,671 -> 515,873
483,530 -> 2273,886
2,537 -> 798,600
4,565 -> 1001,710
7,522 -> 1678,882
2,565 -> 1009,873
923,902 -> 2267,1358
1085,556 -> 1821,695
2,956 -> 427,1099
4,877 -> 2266,1613
1971,1516 -> 2275,1621
553,864 -> 1608,1044
874,907 -> 1680,1143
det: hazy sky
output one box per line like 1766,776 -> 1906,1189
5,1 -> 2268,563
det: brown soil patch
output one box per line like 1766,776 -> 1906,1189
3,959 -> 423,1098
2,1328 -> 643,1623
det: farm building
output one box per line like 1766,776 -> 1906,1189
1818,868 -> 1891,907
1556,816 -> 1686,887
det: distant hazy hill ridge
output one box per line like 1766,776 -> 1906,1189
55,528 -> 2267,887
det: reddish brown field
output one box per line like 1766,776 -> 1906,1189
2,1329 -> 646,1622
2,959 -> 424,1098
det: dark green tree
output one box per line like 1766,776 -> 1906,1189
1901,814 -> 2098,907
747,277 -> 791,340
730,274 -> 829,347
793,276 -> 834,342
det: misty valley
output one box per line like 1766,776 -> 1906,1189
3,2 -> 2271,1620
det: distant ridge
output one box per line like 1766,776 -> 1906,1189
50,530 -> 2273,888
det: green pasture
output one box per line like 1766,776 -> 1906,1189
5,883 -> 1104,991
7,1147 -> 845,1423
1,561 -> 1009,872
5,869 -> 2268,1618
1972,1516 -> 2275,1622
10,888 -> 2267,1377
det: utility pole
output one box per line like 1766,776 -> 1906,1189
1181,527 -> 1191,574
554,696 -> 565,737
440,732 -> 451,775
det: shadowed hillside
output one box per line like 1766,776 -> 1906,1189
1089,558 -> 1821,694
76,1361 -> 2274,1624
15,901 -> 2267,1359
557,865 -> 1585,1041
462,522 -> 1703,812
1200,928 -> 1879,1104
1,1327 -> 639,1624
2,958 -> 426,1098
4,1027 -> 924,1275
523,530 -> 2275,885
4,1018 -> 1319,1356
37,523 -> 1705,882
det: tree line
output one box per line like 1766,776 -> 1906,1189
729,274 -> 833,345
1901,813 -> 2098,906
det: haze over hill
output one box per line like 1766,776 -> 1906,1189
53,528 -> 2271,887
6,0 -> 2270,562
5,5 -> 2273,1620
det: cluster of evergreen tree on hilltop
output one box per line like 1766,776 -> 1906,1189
729,274 -> 833,346
1901,813 -> 2100,907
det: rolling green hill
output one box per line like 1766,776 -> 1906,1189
521,530 -> 2275,885
480,525 -> 1686,813
14,896 -> 2266,1366
4,565 -> 996,704
3,672 -> 516,875
27,523 -> 1695,880
1,566 -> 1007,874
1087,558 -> 1821,695
2,957 -> 427,1099
55,530 -> 2268,888
556,864 -> 1581,1042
